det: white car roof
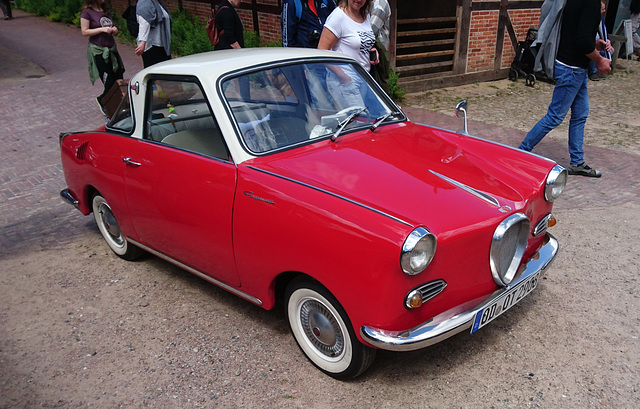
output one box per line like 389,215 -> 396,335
132,48 -> 354,81
127,48 -> 360,165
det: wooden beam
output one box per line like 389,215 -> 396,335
396,50 -> 456,62
398,28 -> 457,37
390,0 -> 397,70
396,39 -> 456,49
395,60 -> 455,73
454,0 -> 471,75
397,17 -> 458,25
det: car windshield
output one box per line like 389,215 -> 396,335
221,61 -> 402,154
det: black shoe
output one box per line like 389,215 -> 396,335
96,97 -> 107,116
4,16 -> 12,20
568,163 -> 602,178
589,73 -> 606,81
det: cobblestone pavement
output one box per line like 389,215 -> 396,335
1,10 -> 638,256
0,11 -> 143,256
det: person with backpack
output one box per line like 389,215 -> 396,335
519,0 -> 611,178
213,0 -> 244,50
281,0 -> 336,48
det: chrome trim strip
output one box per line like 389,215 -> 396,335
128,239 -> 262,306
429,170 -> 500,207
361,233 -> 558,351
60,189 -> 79,208
246,166 -> 413,227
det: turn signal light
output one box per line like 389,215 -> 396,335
407,291 -> 423,309
548,215 -> 557,228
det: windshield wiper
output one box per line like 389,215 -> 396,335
331,106 -> 368,142
369,111 -> 402,132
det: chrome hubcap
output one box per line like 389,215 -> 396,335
300,299 -> 343,358
99,203 -> 124,246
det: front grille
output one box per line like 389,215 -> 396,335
410,279 -> 447,303
533,213 -> 552,237
490,213 -> 530,286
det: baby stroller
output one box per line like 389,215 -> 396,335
509,27 -> 538,87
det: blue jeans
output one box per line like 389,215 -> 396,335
519,61 -> 589,166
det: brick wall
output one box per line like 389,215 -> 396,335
467,8 -> 540,73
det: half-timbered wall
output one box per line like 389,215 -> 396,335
109,0 -> 546,91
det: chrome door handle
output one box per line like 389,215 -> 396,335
122,157 -> 142,166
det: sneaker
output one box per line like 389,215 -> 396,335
96,97 -> 107,116
589,73 -> 606,81
568,163 -> 602,178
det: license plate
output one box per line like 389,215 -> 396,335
471,272 -> 540,333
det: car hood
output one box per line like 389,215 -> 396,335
247,122 -> 555,230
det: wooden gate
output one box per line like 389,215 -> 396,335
391,0 -> 458,83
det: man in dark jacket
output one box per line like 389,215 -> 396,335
519,0 -> 611,177
281,0 -> 336,48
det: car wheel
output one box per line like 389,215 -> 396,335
91,193 -> 142,260
285,278 -> 376,379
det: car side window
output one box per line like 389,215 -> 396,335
145,78 -> 230,161
107,90 -> 134,133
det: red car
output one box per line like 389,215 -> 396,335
60,49 -> 567,379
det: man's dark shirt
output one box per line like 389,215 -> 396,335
557,0 -> 601,68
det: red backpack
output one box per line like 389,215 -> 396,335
206,5 -> 229,47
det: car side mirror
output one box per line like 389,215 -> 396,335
455,100 -> 469,135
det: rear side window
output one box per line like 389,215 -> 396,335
144,78 -> 230,161
108,89 -> 134,133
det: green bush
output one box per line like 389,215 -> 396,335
389,68 -> 406,102
17,0 -> 82,24
170,9 -> 213,57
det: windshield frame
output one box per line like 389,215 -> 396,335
217,57 -> 406,157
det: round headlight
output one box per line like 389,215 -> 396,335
545,165 -> 567,202
401,227 -> 437,275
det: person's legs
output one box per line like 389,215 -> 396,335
93,54 -> 110,106
588,59 -> 598,77
632,13 -> 640,54
142,46 -> 170,68
0,0 -> 12,19
519,62 -> 581,151
567,69 -> 589,166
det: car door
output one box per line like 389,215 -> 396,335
124,76 -> 240,286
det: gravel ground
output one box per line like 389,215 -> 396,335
1,12 -> 639,408
404,59 -> 640,157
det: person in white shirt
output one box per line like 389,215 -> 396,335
318,0 -> 379,108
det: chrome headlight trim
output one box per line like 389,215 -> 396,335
401,227 -> 437,276
490,213 -> 530,286
545,165 -> 567,202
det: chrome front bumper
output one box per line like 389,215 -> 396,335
360,233 -> 559,352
